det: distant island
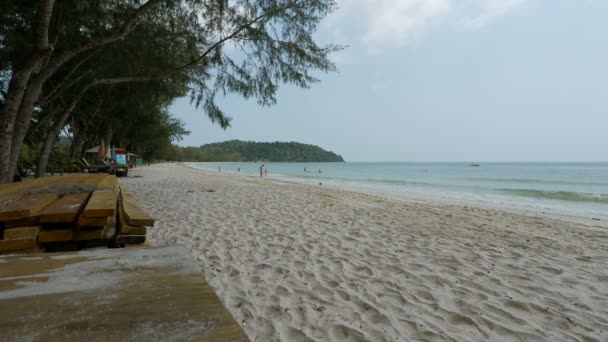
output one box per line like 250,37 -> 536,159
168,140 -> 344,162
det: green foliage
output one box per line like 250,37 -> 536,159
47,149 -> 77,173
17,143 -> 36,176
167,140 -> 343,162
1,0 -> 341,176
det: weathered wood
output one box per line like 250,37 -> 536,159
118,197 -> 147,237
83,190 -> 115,218
116,234 -> 146,245
0,192 -> 59,221
78,216 -> 108,227
3,217 -> 39,228
0,177 -> 52,197
39,193 -> 90,223
121,225 -> 146,235
3,226 -> 40,240
0,238 -> 36,252
38,229 -> 73,243
97,175 -> 118,192
75,228 -> 104,241
120,191 -> 154,227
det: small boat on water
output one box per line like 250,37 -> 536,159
469,163 -> 480,167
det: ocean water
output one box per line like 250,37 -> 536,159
189,162 -> 608,222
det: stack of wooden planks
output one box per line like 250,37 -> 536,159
0,174 -> 154,253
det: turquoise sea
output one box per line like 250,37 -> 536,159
189,162 -> 608,222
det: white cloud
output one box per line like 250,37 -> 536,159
331,0 -> 527,52
462,0 -> 527,28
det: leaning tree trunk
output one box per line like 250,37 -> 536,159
8,74 -> 47,179
35,84 -> 92,177
69,126 -> 86,157
36,113 -> 71,178
0,67 -> 36,182
72,137 -> 87,158
0,0 -> 56,183
70,98 -> 102,158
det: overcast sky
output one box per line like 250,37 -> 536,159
170,0 -> 608,162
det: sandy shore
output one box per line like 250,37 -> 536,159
120,163 -> 608,341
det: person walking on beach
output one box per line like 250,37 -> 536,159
259,164 -> 264,178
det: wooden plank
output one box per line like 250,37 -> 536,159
3,226 -> 40,240
0,192 -> 59,221
120,191 -> 155,227
0,238 -> 36,253
97,175 -> 118,192
117,197 -> 147,237
75,228 -> 104,241
0,177 -> 51,197
44,174 -> 107,195
78,216 -> 108,227
3,217 -> 39,228
38,229 -> 73,243
83,190 -> 115,218
0,196 -> 28,220
121,225 -> 146,235
39,193 -> 90,223
116,235 -> 146,245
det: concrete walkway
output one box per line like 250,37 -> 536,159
0,246 -> 248,341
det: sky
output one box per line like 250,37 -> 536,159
170,0 -> 608,162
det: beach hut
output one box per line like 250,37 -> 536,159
85,146 -> 129,162
84,146 -> 131,176
84,145 -> 105,164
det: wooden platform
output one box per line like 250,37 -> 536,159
0,246 -> 248,341
0,174 -> 153,253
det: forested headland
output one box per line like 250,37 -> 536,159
0,1 -> 341,181
166,140 -> 344,162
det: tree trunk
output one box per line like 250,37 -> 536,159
35,84 -> 91,177
0,0 -> 56,183
70,125 -> 85,157
0,67 -> 35,182
8,75 -> 47,179
73,137 -> 87,158
70,99 -> 102,158
35,128 -> 57,178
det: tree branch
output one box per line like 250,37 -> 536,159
38,51 -> 99,107
166,0 -> 305,74
42,0 -> 165,81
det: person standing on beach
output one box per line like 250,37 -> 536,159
259,164 -> 264,178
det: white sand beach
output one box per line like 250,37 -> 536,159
120,163 -> 608,341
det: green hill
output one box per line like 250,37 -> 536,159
168,140 -> 344,162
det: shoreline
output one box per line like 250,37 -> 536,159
120,163 -> 608,341
183,162 -> 608,230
